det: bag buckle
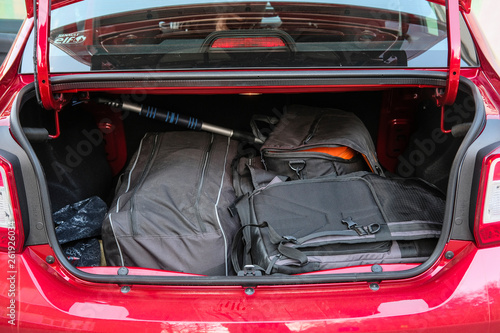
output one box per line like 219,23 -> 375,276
282,235 -> 298,244
342,216 -> 366,235
341,216 -> 357,229
342,217 -> 381,236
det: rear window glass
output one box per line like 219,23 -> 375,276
24,0 -> 479,72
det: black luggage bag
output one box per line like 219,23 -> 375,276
232,172 -> 445,275
260,105 -> 384,179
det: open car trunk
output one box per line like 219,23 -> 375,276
14,82 -> 481,283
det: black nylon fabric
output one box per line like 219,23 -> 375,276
261,106 -> 383,179
365,174 -> 445,222
102,132 -> 240,276
252,176 -> 388,241
234,172 -> 445,274
262,152 -> 368,180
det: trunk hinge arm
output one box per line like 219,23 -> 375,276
437,0 -> 461,133
34,0 -> 68,138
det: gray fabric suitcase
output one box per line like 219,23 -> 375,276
102,131 -> 239,276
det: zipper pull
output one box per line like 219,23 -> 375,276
303,132 -> 314,144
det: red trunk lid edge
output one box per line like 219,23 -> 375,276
31,0 -> 464,110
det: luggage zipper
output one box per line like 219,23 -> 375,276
115,135 -> 148,212
302,113 -> 325,144
194,134 -> 215,233
263,150 -> 361,162
130,134 -> 161,235
250,174 -> 367,197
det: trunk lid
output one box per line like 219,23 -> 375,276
33,0 -> 464,111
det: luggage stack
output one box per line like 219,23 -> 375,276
102,106 -> 445,276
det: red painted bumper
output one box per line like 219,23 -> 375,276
1,241 -> 499,332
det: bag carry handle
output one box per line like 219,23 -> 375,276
231,223 -> 269,275
231,220 -> 382,275
250,114 -> 280,144
230,222 -> 309,275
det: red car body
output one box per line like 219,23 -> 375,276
1,0 -> 500,331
